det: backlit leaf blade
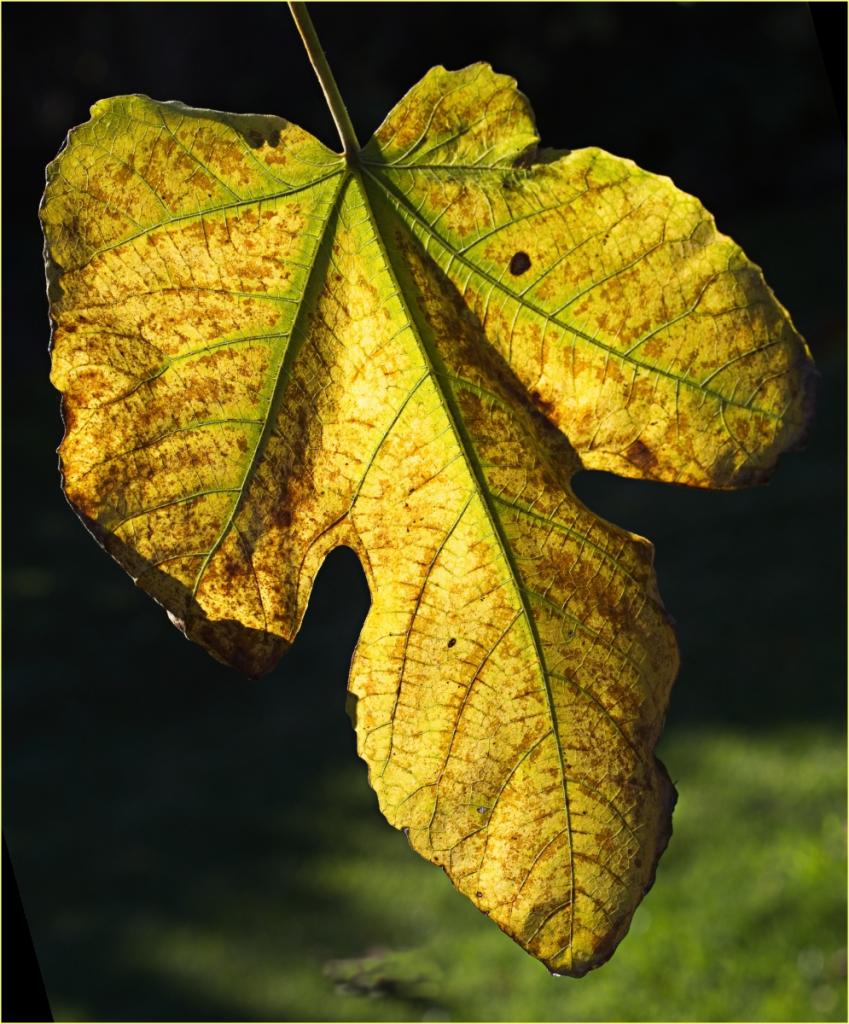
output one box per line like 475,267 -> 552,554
363,64 -> 815,488
42,67 -> 812,977
349,189 -> 679,974
44,95 -> 346,672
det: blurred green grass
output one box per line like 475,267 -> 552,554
38,726 -> 845,1023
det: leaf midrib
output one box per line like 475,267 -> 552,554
357,168 -> 577,963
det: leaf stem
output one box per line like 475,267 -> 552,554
288,1 -> 361,163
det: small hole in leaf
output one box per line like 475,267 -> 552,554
447,637 -> 456,648
509,251 -> 531,276
476,806 -> 488,814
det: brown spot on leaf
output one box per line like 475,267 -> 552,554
509,251 -> 531,276
625,438 -> 657,473
529,389 -> 555,417
221,555 -> 240,581
245,126 -> 281,149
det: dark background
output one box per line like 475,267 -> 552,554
3,3 -> 845,1021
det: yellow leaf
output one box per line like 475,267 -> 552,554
42,66 -> 814,975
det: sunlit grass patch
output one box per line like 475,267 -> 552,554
61,725 -> 844,1023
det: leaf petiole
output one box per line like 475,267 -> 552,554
287,1 -> 361,163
